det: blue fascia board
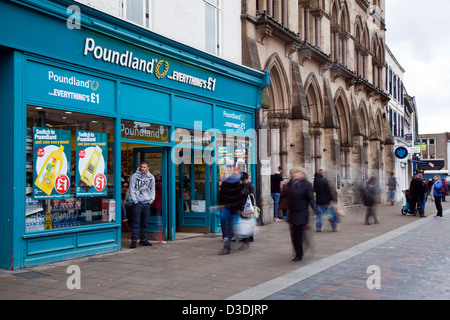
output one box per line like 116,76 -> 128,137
8,0 -> 270,93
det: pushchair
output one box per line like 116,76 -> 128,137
401,190 -> 419,216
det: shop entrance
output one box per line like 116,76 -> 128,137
121,143 -> 168,242
175,147 -> 212,233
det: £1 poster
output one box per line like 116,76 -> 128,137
76,130 -> 108,197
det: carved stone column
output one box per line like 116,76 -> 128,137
304,7 -> 311,42
282,0 -> 288,26
312,11 -> 323,48
267,0 -> 273,16
279,121 -> 288,174
340,33 -> 348,66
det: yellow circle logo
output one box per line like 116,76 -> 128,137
155,60 -> 169,79
91,80 -> 99,91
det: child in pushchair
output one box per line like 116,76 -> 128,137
401,189 -> 420,216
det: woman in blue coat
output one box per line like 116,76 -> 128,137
433,175 -> 444,218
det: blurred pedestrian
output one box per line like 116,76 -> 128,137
286,167 -> 315,261
364,176 -> 380,225
387,172 -> 398,206
409,172 -> 427,217
433,174 -> 444,218
151,170 -> 162,217
271,166 -> 284,221
313,169 -> 339,232
239,172 -> 256,249
442,179 -> 448,202
218,171 -> 245,255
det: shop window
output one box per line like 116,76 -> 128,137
216,134 -> 253,185
26,106 -> 114,232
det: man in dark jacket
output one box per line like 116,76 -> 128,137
286,168 -> 315,261
218,172 -> 245,255
313,169 -> 339,232
410,172 -> 427,217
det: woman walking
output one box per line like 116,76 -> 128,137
286,167 -> 315,261
433,175 -> 444,218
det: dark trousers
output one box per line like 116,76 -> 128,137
131,202 -> 150,242
365,206 -> 379,224
412,196 -> 424,214
435,196 -> 443,217
290,224 -> 305,258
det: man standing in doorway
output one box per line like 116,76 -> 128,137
271,166 -> 284,221
129,161 -> 155,248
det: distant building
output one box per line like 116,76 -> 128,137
417,132 -> 449,181
384,44 -> 415,202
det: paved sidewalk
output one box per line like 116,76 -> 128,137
1,200 -> 448,300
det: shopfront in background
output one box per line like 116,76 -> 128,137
0,0 -> 269,270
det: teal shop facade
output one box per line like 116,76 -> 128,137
0,0 -> 269,270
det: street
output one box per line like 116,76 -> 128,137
1,201 -> 449,301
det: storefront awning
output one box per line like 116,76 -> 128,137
409,159 -> 445,171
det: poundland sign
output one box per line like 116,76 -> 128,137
83,38 -> 217,91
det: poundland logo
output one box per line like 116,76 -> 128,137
83,38 -> 156,74
223,111 -> 245,121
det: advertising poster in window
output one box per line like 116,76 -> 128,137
76,130 -> 108,197
33,127 -> 71,199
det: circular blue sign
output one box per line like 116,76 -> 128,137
395,147 -> 408,159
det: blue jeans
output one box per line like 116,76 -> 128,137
315,203 -> 339,231
389,188 -> 396,201
131,202 -> 150,242
220,207 -> 239,241
421,193 -> 427,214
271,193 -> 281,218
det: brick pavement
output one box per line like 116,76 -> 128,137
232,206 -> 450,300
0,200 -> 448,300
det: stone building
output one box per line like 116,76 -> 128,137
241,0 -> 393,220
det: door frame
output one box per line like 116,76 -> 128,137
175,146 -> 212,232
131,146 -> 169,238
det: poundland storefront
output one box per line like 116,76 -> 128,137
0,0 -> 269,269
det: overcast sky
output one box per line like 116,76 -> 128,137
385,0 -> 450,134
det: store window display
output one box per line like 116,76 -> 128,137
26,106 -> 114,232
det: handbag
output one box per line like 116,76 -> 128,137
437,187 -> 446,195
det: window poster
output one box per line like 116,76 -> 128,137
33,127 -> 71,199
76,130 -> 108,197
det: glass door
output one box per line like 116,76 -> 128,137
175,147 -> 211,232
131,147 -> 167,238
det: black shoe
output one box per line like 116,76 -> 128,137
130,241 -> 137,249
292,256 -> 302,262
239,242 -> 249,250
219,247 -> 230,255
139,240 -> 152,246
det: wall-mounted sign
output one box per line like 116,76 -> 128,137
121,120 -> 169,143
215,107 -> 252,133
26,61 -> 115,112
83,37 -> 217,91
414,142 -> 427,151
394,147 -> 408,159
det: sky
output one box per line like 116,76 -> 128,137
385,0 -> 450,134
